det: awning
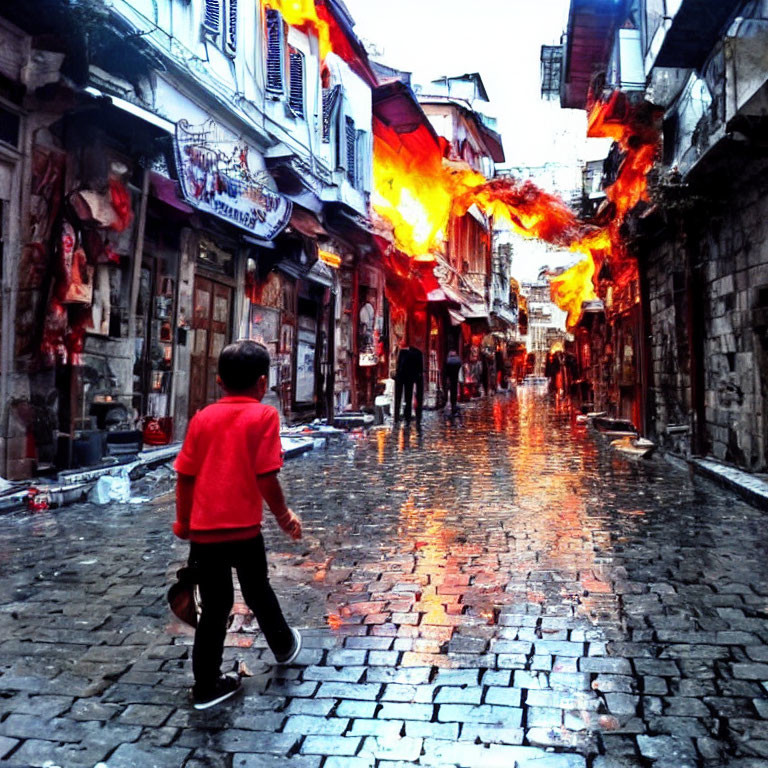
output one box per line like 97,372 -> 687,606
448,308 -> 466,326
149,172 -> 195,215
289,207 -> 328,238
463,302 -> 489,320
492,306 -> 517,327
84,87 -> 176,133
427,288 -> 449,303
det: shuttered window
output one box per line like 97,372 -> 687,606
266,9 -> 285,94
322,84 -> 341,143
345,116 -> 356,186
225,0 -> 237,55
288,49 -> 305,118
203,0 -> 220,33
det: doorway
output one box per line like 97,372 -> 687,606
189,275 -> 232,417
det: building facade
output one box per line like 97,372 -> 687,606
0,0 -> 377,479
560,0 -> 768,471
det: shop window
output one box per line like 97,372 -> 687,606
198,240 -> 234,277
0,106 -> 20,148
295,313 -> 316,404
133,261 -> 176,419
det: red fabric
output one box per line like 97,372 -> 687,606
174,397 -> 283,541
108,179 -> 133,232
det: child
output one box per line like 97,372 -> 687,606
173,339 -> 303,710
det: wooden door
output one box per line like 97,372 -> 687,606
189,276 -> 232,417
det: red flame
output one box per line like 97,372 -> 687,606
270,1 -> 661,326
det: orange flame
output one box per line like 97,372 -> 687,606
269,0 -> 660,327
265,0 -> 332,59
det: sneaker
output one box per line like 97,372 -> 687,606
274,627 -> 302,665
192,673 -> 241,710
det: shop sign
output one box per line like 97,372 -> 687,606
175,119 -> 291,239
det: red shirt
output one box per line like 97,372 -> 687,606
174,396 -> 283,542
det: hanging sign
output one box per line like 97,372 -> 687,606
175,119 -> 292,239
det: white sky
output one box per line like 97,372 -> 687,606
344,0 -> 608,169
344,0 -> 610,280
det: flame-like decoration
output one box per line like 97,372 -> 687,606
269,2 -> 660,327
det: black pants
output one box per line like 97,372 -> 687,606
189,535 -> 293,688
447,375 -> 459,410
395,377 -> 423,423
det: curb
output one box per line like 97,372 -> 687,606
661,451 -> 768,512
690,457 -> 768,512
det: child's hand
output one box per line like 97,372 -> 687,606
282,509 -> 302,540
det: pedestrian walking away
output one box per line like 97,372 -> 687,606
444,348 -> 462,415
173,340 -> 303,710
394,341 -> 424,425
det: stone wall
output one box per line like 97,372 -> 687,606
697,157 -> 768,470
642,153 -> 768,471
644,238 -> 694,457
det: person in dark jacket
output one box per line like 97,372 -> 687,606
444,349 -> 462,414
394,343 -> 424,425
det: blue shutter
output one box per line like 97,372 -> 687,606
345,116 -> 356,186
266,9 -> 284,94
203,0 -> 220,33
289,51 -> 304,118
225,0 -> 237,54
322,85 -> 341,143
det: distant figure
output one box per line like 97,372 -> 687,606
394,343 -> 424,425
444,349 -> 462,414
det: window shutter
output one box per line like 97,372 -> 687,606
203,0 -> 220,33
225,0 -> 237,54
289,50 -> 304,118
345,116 -> 356,186
265,9 -> 285,94
322,84 -> 341,143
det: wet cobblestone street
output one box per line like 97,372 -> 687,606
2,391 -> 768,767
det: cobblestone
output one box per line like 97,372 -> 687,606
1,396 -> 768,766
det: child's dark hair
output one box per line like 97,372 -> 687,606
218,340 -> 270,392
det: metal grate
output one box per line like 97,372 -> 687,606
225,0 -> 237,54
203,0 -> 220,33
322,84 -> 341,143
540,44 -> 563,100
289,50 -> 305,118
266,9 -> 284,94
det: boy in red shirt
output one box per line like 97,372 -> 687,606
174,340 -> 303,709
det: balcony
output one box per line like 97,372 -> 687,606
561,0 -> 627,109
662,14 -> 768,178
653,0 -> 741,70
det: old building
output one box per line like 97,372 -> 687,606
560,0 -> 768,471
0,0 -> 377,479
416,73 -> 506,402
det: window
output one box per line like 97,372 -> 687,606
322,84 -> 341,143
540,45 -> 563,100
225,0 -> 237,55
203,0 -> 237,56
266,8 -> 285,94
288,48 -> 305,118
345,116 -> 356,186
203,0 -> 220,34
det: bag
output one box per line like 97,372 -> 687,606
167,563 -> 201,628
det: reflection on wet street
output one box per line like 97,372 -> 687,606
2,392 -> 768,767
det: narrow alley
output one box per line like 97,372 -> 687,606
1,392 -> 767,768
